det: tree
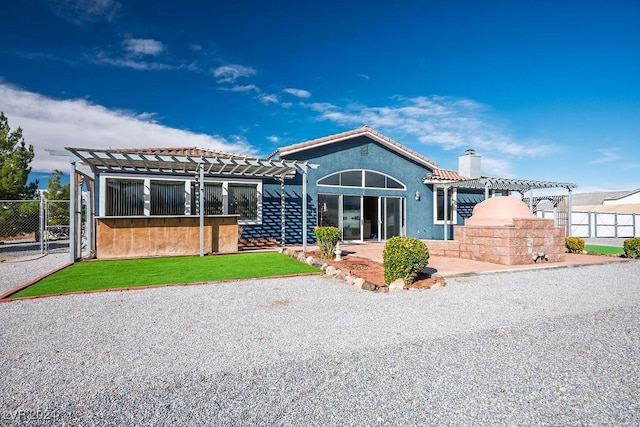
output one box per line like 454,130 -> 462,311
0,112 -> 38,200
43,169 -> 70,200
43,169 -> 71,228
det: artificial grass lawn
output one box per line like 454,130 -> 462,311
584,244 -> 624,255
11,252 -> 320,298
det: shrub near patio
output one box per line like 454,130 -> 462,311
314,226 -> 341,259
383,236 -> 429,285
565,236 -> 585,254
623,237 -> 640,259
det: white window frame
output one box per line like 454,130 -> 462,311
317,169 -> 406,190
433,186 -> 458,225
99,173 -> 262,225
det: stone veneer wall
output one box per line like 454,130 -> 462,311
454,218 -> 566,265
421,239 -> 461,257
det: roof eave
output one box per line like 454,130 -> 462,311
279,129 -> 438,170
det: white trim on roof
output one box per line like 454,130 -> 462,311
278,130 -> 438,170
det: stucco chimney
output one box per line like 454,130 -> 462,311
458,149 -> 481,179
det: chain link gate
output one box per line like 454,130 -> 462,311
0,199 -> 71,258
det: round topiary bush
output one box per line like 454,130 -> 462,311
382,236 -> 429,285
565,236 -> 585,254
623,237 -> 640,259
314,226 -> 341,259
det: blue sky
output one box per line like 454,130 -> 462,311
1,0 -> 639,192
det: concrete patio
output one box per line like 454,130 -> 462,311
293,241 -> 631,278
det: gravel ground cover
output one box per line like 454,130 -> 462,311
0,253 -> 69,295
1,260 -> 639,425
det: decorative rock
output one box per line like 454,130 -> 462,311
325,266 -> 337,275
320,263 -> 328,271
354,277 -> 365,288
389,278 -> 406,292
345,275 -> 355,285
430,280 -> 444,289
296,252 -> 306,262
332,269 -> 342,277
377,286 -> 389,293
305,256 -> 315,265
361,282 -> 377,291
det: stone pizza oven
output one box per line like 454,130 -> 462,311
454,196 -> 566,265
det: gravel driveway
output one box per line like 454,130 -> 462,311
1,259 -> 639,425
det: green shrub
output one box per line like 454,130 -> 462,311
383,236 -> 429,285
623,237 -> 640,259
565,237 -> 585,254
314,226 -> 341,259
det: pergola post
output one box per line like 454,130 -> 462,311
69,161 -> 77,263
444,185 -> 449,240
199,162 -> 205,256
75,173 -> 83,259
302,168 -> 308,252
567,188 -> 573,237
85,182 -> 92,257
280,176 -> 286,247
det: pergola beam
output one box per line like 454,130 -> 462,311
65,147 -> 319,261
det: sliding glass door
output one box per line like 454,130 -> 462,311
318,194 -> 404,242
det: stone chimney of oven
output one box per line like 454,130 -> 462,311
458,148 -> 481,179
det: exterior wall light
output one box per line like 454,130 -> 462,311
415,191 -> 421,201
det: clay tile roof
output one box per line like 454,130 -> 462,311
110,147 -> 257,160
275,126 -> 439,168
425,169 -> 469,181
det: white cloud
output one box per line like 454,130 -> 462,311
93,51 -> 173,70
50,0 -> 121,26
306,96 -> 557,158
267,135 -> 279,143
0,83 -> 258,172
589,148 -> 620,164
123,38 -> 164,56
480,157 -> 515,178
213,64 -> 256,83
218,84 -> 260,93
282,88 -> 311,99
257,94 -> 279,104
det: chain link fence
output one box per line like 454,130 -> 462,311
0,199 -> 71,258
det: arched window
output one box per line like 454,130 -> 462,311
317,170 -> 405,190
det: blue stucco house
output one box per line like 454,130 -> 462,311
66,126 -> 540,260
247,126 -> 485,244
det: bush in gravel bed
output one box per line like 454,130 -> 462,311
565,237 -> 585,254
314,226 -> 341,259
623,237 -> 640,259
383,236 -> 429,285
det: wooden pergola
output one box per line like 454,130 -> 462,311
430,177 -> 577,240
65,147 -> 318,262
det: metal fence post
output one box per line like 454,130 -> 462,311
39,196 -> 45,254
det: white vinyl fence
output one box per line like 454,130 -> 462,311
570,211 -> 639,238
539,210 -> 640,238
